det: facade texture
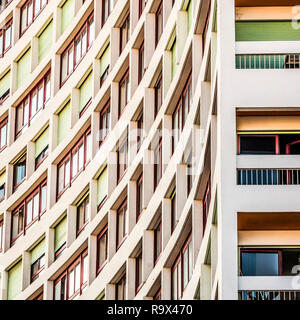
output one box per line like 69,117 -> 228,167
1,0 -> 299,301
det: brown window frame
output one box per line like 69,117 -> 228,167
102,0 -> 113,27
31,253 -> 45,283
115,274 -> 126,300
116,199 -> 127,250
136,174 -> 143,221
15,70 -> 51,139
135,252 -> 143,294
0,19 -> 12,58
60,12 -> 94,86
119,13 -> 130,55
0,118 -> 8,152
117,134 -> 128,182
138,41 -> 145,84
11,179 -> 47,245
203,177 -> 211,234
13,154 -> 27,191
118,68 -> 130,117
99,100 -> 111,146
154,74 -> 162,117
155,1 -> 163,47
153,138 -> 162,190
96,224 -> 108,274
153,219 -> 162,265
76,195 -> 89,236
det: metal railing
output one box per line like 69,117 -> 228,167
239,290 -> 300,300
236,54 -> 300,69
237,168 -> 300,185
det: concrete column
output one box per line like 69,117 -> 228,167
91,111 -> 100,158
130,0 -> 139,35
53,6 -> 61,42
126,258 -> 135,300
130,48 -> 139,98
94,0 -> 102,37
144,88 -> 155,134
26,141 -> 35,179
211,115 -> 217,182
3,211 -> 11,253
192,200 -> 202,267
93,58 -> 100,98
193,124 -> 201,171
142,149 -> 154,208
89,179 -> 98,220
70,88 -> 80,128
48,164 -> 57,209
107,152 -> 117,197
162,50 -> 172,98
128,121 -> 138,164
110,82 -> 119,128
106,283 -> 115,300
44,280 -> 54,300
52,54 -> 61,96
176,164 -> 187,220
143,230 -> 154,281
11,61 -> 17,95
192,35 -> 203,95
144,13 -> 155,69
74,0 -> 81,15
46,228 -> 55,267
88,235 -> 97,285
162,198 -> 171,250
211,224 -> 218,284
110,28 -> 120,68
163,0 -> 173,27
31,37 -> 39,72
0,270 -> 8,300
128,180 -> 137,233
7,107 -> 15,147
107,209 -> 117,260
162,115 -> 172,172
12,7 -> 20,45
161,267 -> 171,299
200,82 -> 211,133
176,11 -> 188,64
22,252 -> 30,291
6,164 -> 13,199
200,264 -> 211,300
67,205 -> 77,247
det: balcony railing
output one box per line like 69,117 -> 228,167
236,54 -> 300,69
239,290 -> 300,300
237,168 -> 300,185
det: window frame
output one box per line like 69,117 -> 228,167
57,128 -> 91,199
115,274 -> 126,300
135,252 -> 143,294
154,138 -> 162,190
60,12 -> 94,86
31,253 -> 45,283
238,134 -> 279,155
118,69 -> 130,117
99,100 -> 111,146
0,219 -> 3,252
53,248 -> 88,300
153,219 -> 162,265
116,199 -> 127,250
96,224 -> 108,274
11,179 -> 47,245
15,70 -> 51,139
102,0 -> 113,27
155,1 -> 163,47
0,19 -> 12,57
154,74 -> 162,117
119,13 -> 130,55
0,117 -> 8,152
136,174 -> 143,221
138,41 -> 145,84
203,178 -> 211,234
20,0 -> 48,36
76,194 -> 89,236
13,154 -> 27,190
117,134 -> 128,182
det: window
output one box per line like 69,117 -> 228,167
97,166 -> 108,210
11,180 -> 47,245
136,174 -> 143,221
171,189 -> 176,232
138,41 -> 145,84
0,71 -> 10,104
20,0 -> 48,35
172,72 -> 192,151
187,151 -> 193,195
54,249 -> 88,300
154,287 -> 161,300
153,219 -> 162,264
0,219 -> 3,252
0,19 -> 12,57
35,127 -> 49,168
117,134 -> 128,181
0,118 -> 8,151
240,248 -> 300,276
57,101 -> 71,145
61,12 -> 94,85
154,138 -> 162,190
154,74 -> 162,116
30,239 -> 45,282
102,0 -> 113,26
99,100 -> 110,145
119,69 -> 130,116
120,14 -> 130,54
34,292 -> 43,300
76,194 -> 89,235
117,199 -> 127,249
54,216 -> 67,258
0,1 -> 12,12
155,2 -> 163,47
61,0 -> 74,33
139,0 -> 145,17
172,233 -> 192,299
202,3 -> 211,53
13,154 -> 26,190
115,274 -> 126,300
57,128 -> 91,198
238,135 -> 278,155
135,253 -> 143,293
17,48 -> 31,89
79,72 -> 92,116
96,225 -> 108,273
137,111 -> 143,151
100,44 -> 110,87
203,179 -> 211,234
7,261 -> 22,300
187,0 -> 193,30
171,38 -> 177,79
16,71 -> 51,139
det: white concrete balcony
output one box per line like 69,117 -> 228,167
237,155 -> 300,169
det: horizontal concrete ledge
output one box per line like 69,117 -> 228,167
239,276 -> 298,291
236,41 -> 300,54
237,155 -> 300,169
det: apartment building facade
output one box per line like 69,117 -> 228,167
0,0 -> 299,301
